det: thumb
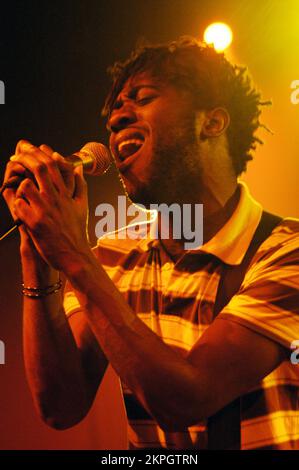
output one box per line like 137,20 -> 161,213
73,165 -> 87,202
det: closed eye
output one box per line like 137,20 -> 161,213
136,95 -> 158,106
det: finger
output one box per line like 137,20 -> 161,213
1,161 -> 31,213
13,196 -> 33,228
10,153 -> 56,199
39,144 -> 54,157
16,178 -> 45,211
73,166 -> 88,202
14,140 -> 67,194
18,224 -> 30,240
38,143 -> 76,196
3,160 -> 28,183
52,152 -> 76,196
15,139 -> 33,155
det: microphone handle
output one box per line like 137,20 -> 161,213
0,149 -> 98,241
0,152 -> 94,196
64,152 -> 95,171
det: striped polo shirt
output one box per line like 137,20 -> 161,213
63,181 -> 299,450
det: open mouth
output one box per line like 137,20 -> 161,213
117,135 -> 145,161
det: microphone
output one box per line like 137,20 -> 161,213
62,141 -> 111,174
0,142 -> 111,194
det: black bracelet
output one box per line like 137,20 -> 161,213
22,279 -> 62,298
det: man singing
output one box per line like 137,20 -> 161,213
2,37 -> 299,450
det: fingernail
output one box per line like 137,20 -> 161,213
52,151 -> 64,159
23,142 -> 33,150
10,155 -> 17,161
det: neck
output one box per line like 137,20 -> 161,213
157,182 -> 240,262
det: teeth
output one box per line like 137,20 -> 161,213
118,139 -> 143,152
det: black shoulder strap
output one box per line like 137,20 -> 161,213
207,210 -> 283,450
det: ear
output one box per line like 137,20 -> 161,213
200,107 -> 230,138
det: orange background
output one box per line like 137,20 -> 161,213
0,0 -> 298,449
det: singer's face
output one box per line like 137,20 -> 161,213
108,72 -> 203,206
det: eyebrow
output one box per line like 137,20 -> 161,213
126,84 -> 161,97
111,84 -> 160,112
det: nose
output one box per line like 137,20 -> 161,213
107,101 -> 137,133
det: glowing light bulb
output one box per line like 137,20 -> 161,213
204,22 -> 233,52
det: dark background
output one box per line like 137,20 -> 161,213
0,0 -> 298,449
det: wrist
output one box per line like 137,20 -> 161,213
20,233 -> 41,262
61,248 -> 96,280
22,278 -> 62,298
20,250 -> 60,287
61,248 -> 99,294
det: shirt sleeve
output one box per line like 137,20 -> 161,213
218,233 -> 299,349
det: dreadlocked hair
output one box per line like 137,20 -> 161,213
103,36 -> 270,176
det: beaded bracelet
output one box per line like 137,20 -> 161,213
22,279 -> 62,298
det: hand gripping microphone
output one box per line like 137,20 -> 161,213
0,142 -> 112,241
0,142 -> 111,194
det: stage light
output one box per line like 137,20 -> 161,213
204,22 -> 233,52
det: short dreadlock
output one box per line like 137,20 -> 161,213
103,36 -> 270,176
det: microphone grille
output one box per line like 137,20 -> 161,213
80,142 -> 111,176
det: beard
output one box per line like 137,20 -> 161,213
118,117 -> 204,208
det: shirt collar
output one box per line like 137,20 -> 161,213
136,181 -> 263,265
